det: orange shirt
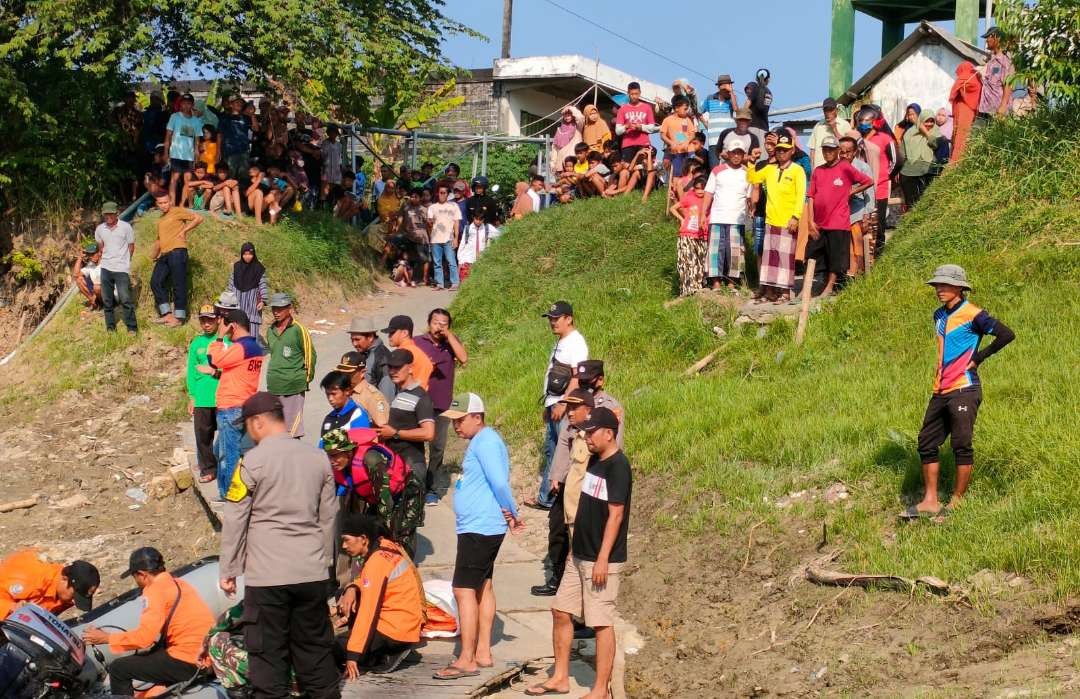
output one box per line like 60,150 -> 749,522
0,549 -> 68,620
346,541 -> 423,659
399,338 -> 433,391
208,335 -> 265,409
108,572 -> 214,665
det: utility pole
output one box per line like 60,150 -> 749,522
501,0 -> 513,59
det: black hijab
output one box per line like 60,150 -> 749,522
232,242 -> 265,292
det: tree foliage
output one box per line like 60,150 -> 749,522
996,0 -> 1080,105
0,0 -> 478,213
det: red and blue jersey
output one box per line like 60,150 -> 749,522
932,300 -> 997,394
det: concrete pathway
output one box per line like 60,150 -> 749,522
182,284 -> 588,696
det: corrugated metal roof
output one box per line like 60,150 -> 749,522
838,21 -> 988,106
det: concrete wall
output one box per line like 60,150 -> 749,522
503,87 -> 573,136
422,79 -> 499,135
870,42 -> 968,126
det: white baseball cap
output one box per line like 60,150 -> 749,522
441,392 -> 485,419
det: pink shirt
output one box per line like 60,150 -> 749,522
868,131 -> 895,200
807,160 -> 872,231
677,191 -> 708,239
616,102 -> 656,149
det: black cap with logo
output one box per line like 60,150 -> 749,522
120,547 -> 166,579
541,301 -> 574,319
580,406 -> 620,432
576,360 -> 605,383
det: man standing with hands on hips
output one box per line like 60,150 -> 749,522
219,392 -> 340,699
527,301 -> 588,511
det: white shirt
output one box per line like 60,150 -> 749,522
526,189 -> 541,212
82,260 -> 102,285
704,164 -> 751,225
544,329 -> 588,407
458,223 -> 501,265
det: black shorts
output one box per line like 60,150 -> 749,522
917,387 -> 982,466
169,158 -> 193,174
452,533 -> 505,590
620,145 -> 645,163
806,228 -> 851,276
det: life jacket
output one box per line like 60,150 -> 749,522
334,428 -> 410,504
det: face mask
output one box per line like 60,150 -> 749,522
857,123 -> 872,135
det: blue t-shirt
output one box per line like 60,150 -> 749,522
352,172 -> 367,198
702,93 -> 735,147
166,112 -> 203,162
454,427 -> 519,536
218,113 -> 250,157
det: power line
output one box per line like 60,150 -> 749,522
535,0 -> 714,84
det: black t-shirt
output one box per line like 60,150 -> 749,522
572,451 -> 632,563
466,194 -> 499,224
386,384 -> 434,466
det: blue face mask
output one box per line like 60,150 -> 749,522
857,123 -> 873,134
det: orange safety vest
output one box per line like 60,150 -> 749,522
346,540 -> 423,657
0,549 -> 68,619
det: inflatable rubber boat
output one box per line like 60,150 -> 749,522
0,557 -> 242,698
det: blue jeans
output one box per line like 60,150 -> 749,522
537,408 -> 564,507
150,248 -> 189,319
431,242 -> 460,287
215,407 -> 244,498
752,215 -> 765,257
100,268 -> 137,332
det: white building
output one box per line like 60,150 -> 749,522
838,21 -> 988,125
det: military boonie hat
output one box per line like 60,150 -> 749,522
926,264 -> 972,290
321,428 -> 357,454
269,292 -> 292,308
100,201 -> 119,215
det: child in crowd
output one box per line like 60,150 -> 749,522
209,163 -> 242,217
581,150 -> 613,198
288,149 -> 313,207
391,249 -> 414,287
182,161 -> 216,209
245,165 -> 271,225
265,165 -> 296,221
671,176 -> 709,296
144,145 -> 171,197
556,156 -> 579,203
458,210 -> 501,280
198,124 -> 219,174
660,95 -> 696,180
689,131 -> 710,169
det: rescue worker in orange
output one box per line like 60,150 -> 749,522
336,514 -> 423,678
0,549 -> 99,619
82,547 -> 215,697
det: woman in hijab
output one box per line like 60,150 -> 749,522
894,103 -> 922,141
949,61 -> 982,161
549,105 -> 583,175
934,108 -> 953,163
581,104 -> 612,153
899,109 -> 943,208
225,242 -> 269,338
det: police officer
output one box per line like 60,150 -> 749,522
82,547 -> 214,696
219,392 -> 341,699
465,176 -> 498,225
0,549 -> 99,619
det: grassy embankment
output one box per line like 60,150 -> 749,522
0,212 -> 375,419
451,109 -> 1080,594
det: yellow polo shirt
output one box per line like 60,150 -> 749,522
747,161 -> 807,227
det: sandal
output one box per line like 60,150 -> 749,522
898,505 -> 940,521
199,471 -> 216,484
525,685 -> 570,696
432,666 -> 480,680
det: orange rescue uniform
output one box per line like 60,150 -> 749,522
0,549 -> 70,619
346,540 -> 423,661
397,338 -> 433,391
107,572 -> 215,665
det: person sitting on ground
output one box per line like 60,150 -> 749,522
583,151 -> 614,198
181,161 -> 216,209
209,163 -> 242,218
671,175 -> 710,296
82,547 -> 214,697
319,370 -> 371,441
245,165 -> 270,225
265,165 -> 297,221
0,549 -> 99,620
555,156 -> 579,203
337,513 -> 424,678
73,242 -> 104,310
392,250 -> 414,287
144,144 -> 171,197
902,264 -> 1014,520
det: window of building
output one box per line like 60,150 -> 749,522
520,110 -> 559,138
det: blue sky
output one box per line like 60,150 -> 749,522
439,0 -> 976,113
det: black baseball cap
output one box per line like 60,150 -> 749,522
386,348 -> 414,368
234,391 -> 283,427
576,360 -> 605,383
120,547 -> 166,579
559,388 -> 595,408
822,97 -> 838,110
982,26 -> 1002,39
381,315 -> 413,335
63,561 -> 100,611
580,406 -> 620,433
542,301 -> 574,319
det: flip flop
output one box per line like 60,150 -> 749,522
524,685 -> 570,696
432,666 -> 480,680
898,505 -> 939,521
199,471 -> 217,484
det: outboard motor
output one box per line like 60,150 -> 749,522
0,604 -> 98,698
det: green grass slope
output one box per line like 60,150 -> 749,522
1,213 -> 375,416
452,110 -> 1080,594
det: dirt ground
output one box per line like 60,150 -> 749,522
0,365 -> 217,609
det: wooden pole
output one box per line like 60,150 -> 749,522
795,258 -> 817,345
863,234 -> 873,271
0,497 -> 37,513
501,0 -> 513,59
